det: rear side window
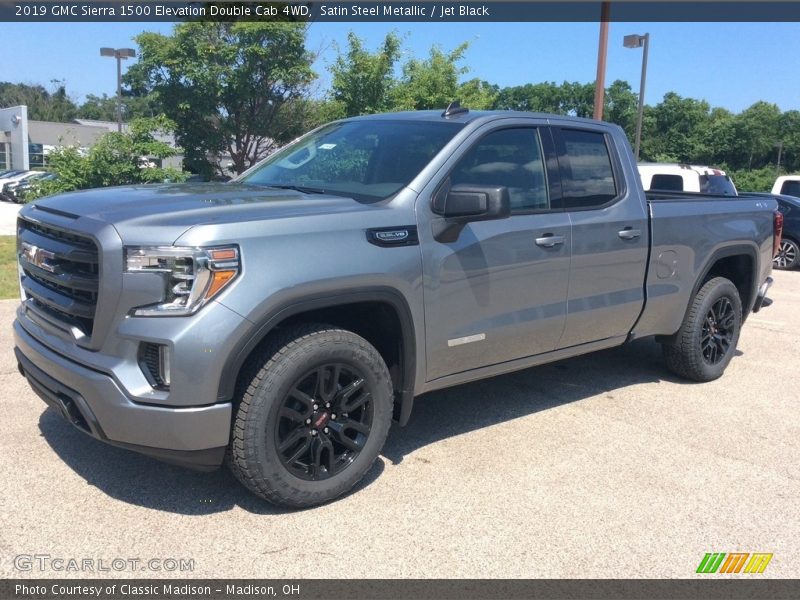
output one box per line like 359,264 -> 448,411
699,175 -> 737,196
650,174 -> 684,191
557,129 -> 618,209
781,180 -> 800,198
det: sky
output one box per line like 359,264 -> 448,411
3,20 -> 799,114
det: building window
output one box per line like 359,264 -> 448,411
0,142 -> 9,169
29,144 -> 45,168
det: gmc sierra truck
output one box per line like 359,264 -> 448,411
14,108 -> 780,507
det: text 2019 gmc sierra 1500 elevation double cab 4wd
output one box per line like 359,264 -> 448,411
14,108 -> 780,507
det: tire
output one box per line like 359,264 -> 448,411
662,277 -> 742,382
773,238 -> 799,270
228,323 -> 393,508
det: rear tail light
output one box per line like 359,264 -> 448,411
774,210 -> 784,258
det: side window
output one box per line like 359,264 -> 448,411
557,129 -> 618,209
650,174 -> 684,191
781,180 -> 800,198
450,128 -> 550,212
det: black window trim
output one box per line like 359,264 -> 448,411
550,126 -> 628,212
433,124 -> 564,216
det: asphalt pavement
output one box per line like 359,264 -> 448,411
0,202 -> 21,236
1,271 -> 798,579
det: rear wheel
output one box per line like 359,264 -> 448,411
229,324 -> 393,508
662,277 -> 742,382
774,238 -> 799,270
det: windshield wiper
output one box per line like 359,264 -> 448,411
262,184 -> 327,195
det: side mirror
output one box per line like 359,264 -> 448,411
432,184 -> 511,221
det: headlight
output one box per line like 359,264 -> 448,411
124,245 -> 240,316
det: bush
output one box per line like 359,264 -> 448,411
24,116 -> 187,201
727,166 -> 779,193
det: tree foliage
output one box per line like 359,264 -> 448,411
126,22 -> 316,175
329,31 -> 402,117
24,117 -> 185,201
76,93 -> 160,122
0,81 -> 77,122
5,25 -> 800,192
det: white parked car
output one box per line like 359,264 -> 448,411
0,170 -> 39,189
638,163 -> 738,196
772,175 -> 800,198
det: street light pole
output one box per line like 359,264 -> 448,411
624,33 -> 650,161
100,47 -> 136,132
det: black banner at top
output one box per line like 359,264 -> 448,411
4,1 -> 800,22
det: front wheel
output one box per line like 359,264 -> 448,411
228,324 -> 393,508
774,238 -> 799,270
662,277 -> 742,382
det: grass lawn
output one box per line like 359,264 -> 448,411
0,236 -> 19,299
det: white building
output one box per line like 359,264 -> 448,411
0,105 -> 183,171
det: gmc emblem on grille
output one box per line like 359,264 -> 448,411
21,242 -> 56,273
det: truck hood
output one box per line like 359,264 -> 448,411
28,182 -> 382,231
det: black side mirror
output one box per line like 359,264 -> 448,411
432,183 -> 511,221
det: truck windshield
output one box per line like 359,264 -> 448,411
699,174 -> 737,196
239,120 -> 463,202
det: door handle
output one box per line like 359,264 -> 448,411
535,234 -> 565,248
618,228 -> 641,240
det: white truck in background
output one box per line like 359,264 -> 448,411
638,163 -> 738,196
772,176 -> 800,198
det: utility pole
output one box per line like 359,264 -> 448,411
593,2 -> 611,120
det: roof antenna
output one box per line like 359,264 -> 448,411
442,101 -> 469,118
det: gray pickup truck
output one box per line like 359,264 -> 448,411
14,108 -> 779,507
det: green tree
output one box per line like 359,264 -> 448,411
77,93 -> 160,122
393,43 -> 470,110
25,116 -> 185,201
603,80 -> 638,139
640,92 -> 712,162
493,82 -> 562,113
329,31 -> 402,117
778,110 -> 800,172
0,81 -> 78,122
126,22 -> 316,175
731,101 -> 782,170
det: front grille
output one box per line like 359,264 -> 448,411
18,218 -> 100,337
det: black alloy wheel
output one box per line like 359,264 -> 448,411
275,364 -> 373,481
700,297 -> 736,365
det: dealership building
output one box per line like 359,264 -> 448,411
0,104 -> 183,171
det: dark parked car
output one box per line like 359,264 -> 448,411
746,192 -> 800,270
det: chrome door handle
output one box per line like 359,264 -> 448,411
618,228 -> 641,240
535,234 -> 565,248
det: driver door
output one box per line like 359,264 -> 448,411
418,124 -> 572,381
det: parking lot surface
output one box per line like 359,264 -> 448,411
1,271 -> 798,579
0,202 -> 21,236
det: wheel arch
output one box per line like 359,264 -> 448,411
218,288 -> 418,426
693,245 -> 759,317
657,244 -> 759,346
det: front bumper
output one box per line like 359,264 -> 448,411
14,319 -> 231,470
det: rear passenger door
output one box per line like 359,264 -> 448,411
419,125 -> 571,380
552,127 -> 649,348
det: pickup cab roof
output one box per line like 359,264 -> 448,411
638,163 -> 737,196
772,175 -> 800,198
